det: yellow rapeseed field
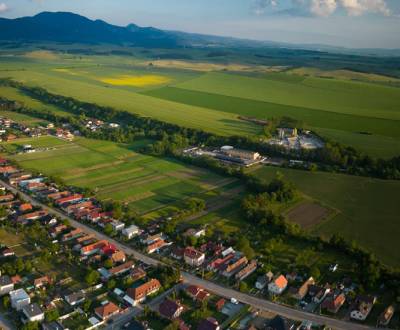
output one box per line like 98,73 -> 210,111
100,75 -> 171,87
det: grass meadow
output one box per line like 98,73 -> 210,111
251,166 -> 400,267
1,136 -> 239,215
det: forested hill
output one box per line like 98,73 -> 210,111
0,12 -> 180,48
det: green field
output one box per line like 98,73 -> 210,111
251,166 -> 400,267
1,136 -> 238,215
0,56 -> 258,137
2,53 -> 400,157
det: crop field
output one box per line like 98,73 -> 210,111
1,136 -> 239,215
252,166 -> 400,267
1,53 -> 400,157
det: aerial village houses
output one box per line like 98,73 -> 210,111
221,255 -> 248,278
0,275 -> 14,296
235,260 -> 257,281
321,290 -> 346,314
268,275 -> 288,295
184,247 -> 205,267
350,295 -> 377,321
255,271 -> 274,290
9,288 -> 30,310
159,299 -> 185,320
124,278 -> 161,306
291,277 -> 315,300
21,303 -> 45,323
94,301 -> 120,320
122,224 -> 140,239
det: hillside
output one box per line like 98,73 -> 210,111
0,12 -> 180,48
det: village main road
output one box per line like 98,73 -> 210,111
1,179 -> 379,330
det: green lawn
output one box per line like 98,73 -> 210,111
175,72 -> 400,120
2,135 -> 237,215
252,166 -> 400,267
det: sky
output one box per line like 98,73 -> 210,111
0,0 -> 399,48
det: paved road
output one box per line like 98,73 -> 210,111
1,179 -> 378,330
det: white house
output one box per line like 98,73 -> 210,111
350,296 -> 377,321
268,275 -> 288,295
111,220 -> 125,232
184,247 -> 205,267
22,303 -> 44,323
122,225 -> 140,239
10,288 -> 31,310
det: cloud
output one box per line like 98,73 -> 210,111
253,0 -> 392,17
310,0 -> 337,16
340,0 -> 390,16
0,2 -> 9,13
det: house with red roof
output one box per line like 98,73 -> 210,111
125,279 -> 161,306
95,302 -> 120,320
321,290 -> 346,314
147,238 -> 167,254
55,194 -> 82,206
268,275 -> 288,295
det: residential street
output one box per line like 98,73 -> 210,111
0,179 -> 379,330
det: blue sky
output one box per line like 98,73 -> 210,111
0,0 -> 399,48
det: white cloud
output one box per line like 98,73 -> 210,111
339,0 -> 391,16
310,0 -> 337,16
0,2 -> 9,13
253,0 -> 392,17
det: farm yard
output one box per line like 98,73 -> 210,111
252,166 -> 400,267
0,136 -> 240,216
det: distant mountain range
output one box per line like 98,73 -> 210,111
0,11 -> 399,56
0,12 -> 180,48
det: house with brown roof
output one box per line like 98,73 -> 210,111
235,260 -> 257,281
185,285 -> 210,302
184,247 -> 205,267
131,267 -> 146,282
99,261 -> 135,280
321,290 -> 346,314
0,194 -> 14,203
221,256 -> 248,278
268,275 -> 288,295
292,277 -> 315,300
61,228 -> 83,242
125,278 -> 161,306
159,299 -> 184,320
147,238 -> 167,254
16,210 -> 48,223
110,250 -> 126,264
34,275 -> 52,289
55,194 -> 83,206
94,301 -> 120,320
